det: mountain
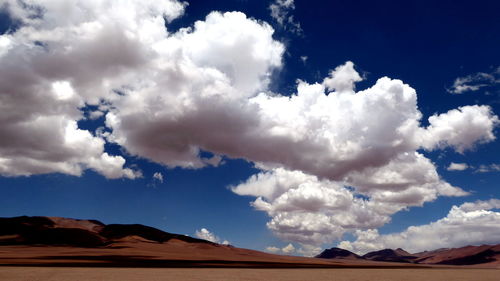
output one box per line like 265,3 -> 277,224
415,244 -> 500,266
362,248 -> 419,263
0,216 -> 399,268
0,216 -> 214,247
315,247 -> 362,260
2,216 -> 499,268
317,245 -> 500,267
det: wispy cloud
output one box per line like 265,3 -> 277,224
269,0 -> 303,35
448,67 -> 500,94
476,163 -> 500,173
153,172 -> 164,183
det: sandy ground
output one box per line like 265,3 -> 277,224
0,244 -> 416,268
0,267 -> 498,281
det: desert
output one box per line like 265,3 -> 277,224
0,216 -> 499,280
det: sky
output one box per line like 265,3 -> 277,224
0,0 -> 499,256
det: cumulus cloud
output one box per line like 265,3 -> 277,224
2,1 -> 496,183
296,244 -> 322,257
269,0 -> 302,34
0,0 -> 186,178
281,243 -> 295,254
448,69 -> 500,94
109,56 -> 496,181
338,199 -> 500,254
265,243 -> 321,257
232,158 -> 467,246
194,228 -> 227,244
447,162 -> 469,171
419,105 -> 499,153
323,61 -> 363,93
105,11 -> 285,169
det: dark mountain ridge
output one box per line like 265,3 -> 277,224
0,216 -> 214,247
362,248 -> 419,263
315,247 -> 362,260
317,245 -> 500,266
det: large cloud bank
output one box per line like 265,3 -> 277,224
339,199 -> 500,254
0,0 -> 498,249
0,0 -> 186,178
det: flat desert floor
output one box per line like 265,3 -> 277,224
0,267 -> 498,281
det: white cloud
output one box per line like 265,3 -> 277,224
419,105 -> 499,153
447,162 -> 469,171
194,228 -> 224,244
232,158 -> 467,246
109,58 -> 497,181
265,246 -> 281,253
0,35 -> 12,57
265,243 -> 321,257
194,228 -> 230,245
0,0 -> 186,178
448,70 -> 499,94
476,164 -> 500,173
105,11 -> 285,169
323,61 -> 363,93
1,1 -> 496,185
269,0 -> 302,35
338,199 -> 500,254
296,244 -> 322,257
281,243 -> 296,254
153,172 -> 164,183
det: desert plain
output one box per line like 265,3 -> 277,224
1,216 -> 499,281
1,267 -> 499,281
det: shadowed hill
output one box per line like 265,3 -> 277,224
362,248 -> 418,263
316,247 -> 362,260
0,216 -> 214,247
415,244 -> 500,266
100,224 -> 215,244
317,245 -> 500,266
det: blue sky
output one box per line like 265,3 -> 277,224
0,0 -> 499,255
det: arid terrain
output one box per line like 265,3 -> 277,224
1,267 -> 499,281
0,216 -> 419,268
0,216 -> 498,280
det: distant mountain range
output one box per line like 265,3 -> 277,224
0,216 -> 498,268
316,244 -> 500,266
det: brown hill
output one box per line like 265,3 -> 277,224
1,216 -> 498,268
0,216 -> 419,268
415,244 -> 500,266
0,216 -> 215,248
